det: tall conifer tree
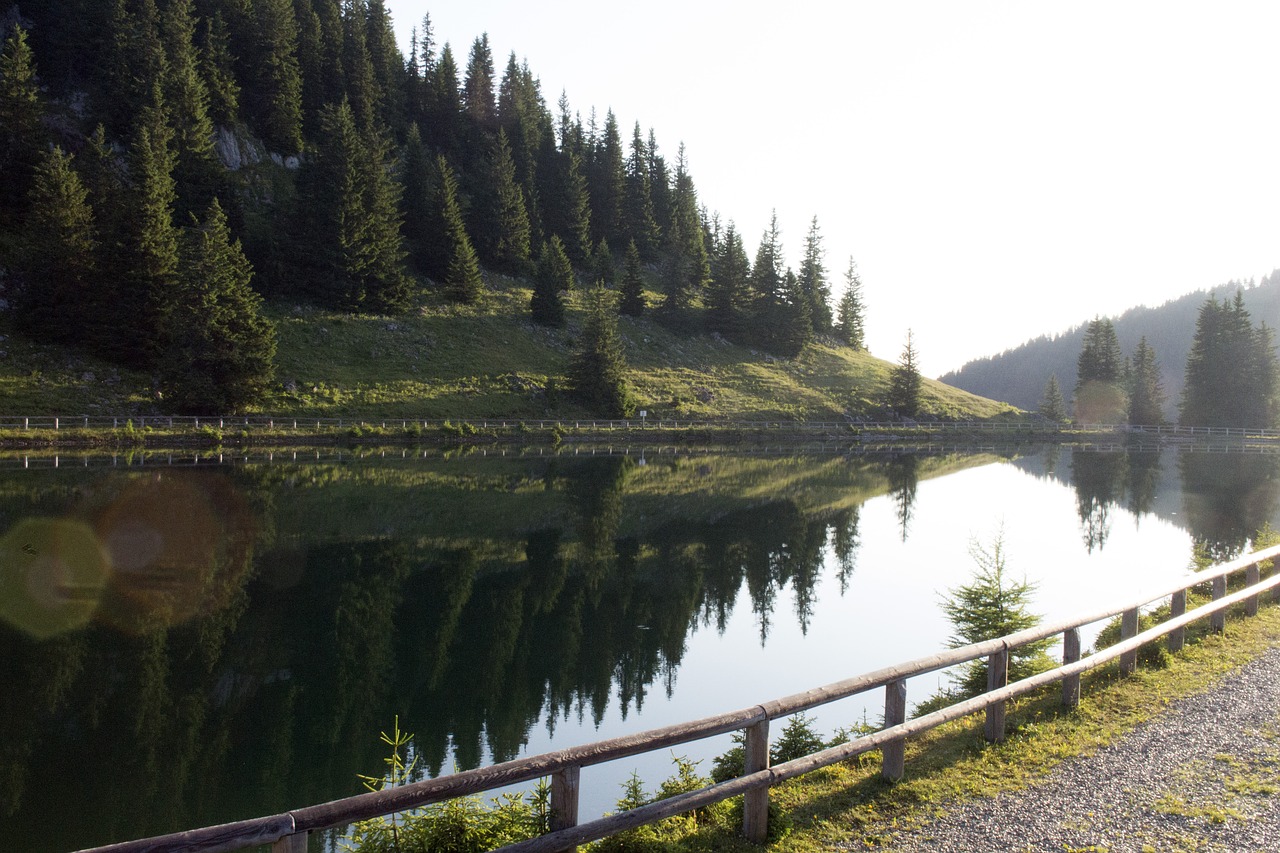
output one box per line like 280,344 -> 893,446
531,236 -> 571,326
16,147 -> 99,344
1127,337 -> 1166,425
435,154 -> 485,303
160,198 -> 277,412
0,24 -> 44,218
569,288 -> 636,417
618,239 -> 646,317
798,216 -> 832,333
706,220 -> 748,336
834,257 -> 866,350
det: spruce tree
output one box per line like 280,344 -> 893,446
941,530 -> 1055,697
774,268 -> 813,357
425,41 -> 462,155
0,25 -> 45,218
1039,374 -> 1067,422
461,33 -> 496,128
885,330 -> 923,419
705,220 -> 748,337
1181,292 -> 1280,428
199,12 -> 241,126
16,147 -> 99,344
434,154 -> 484,303
297,99 -> 410,311
531,236 -> 571,326
249,0 -> 304,153
160,0 -> 219,216
1074,317 -> 1127,423
568,287 -> 636,418
341,0 -> 380,131
668,144 -> 710,293
589,109 -> 624,246
159,198 -> 277,413
592,238 -> 615,287
475,129 -> 532,275
1127,337 -> 1166,425
618,239 -> 646,317
834,257 -> 866,349
121,85 -> 181,365
623,122 -> 660,258
797,216 -> 832,334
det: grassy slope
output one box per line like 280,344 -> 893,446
0,272 -> 1017,421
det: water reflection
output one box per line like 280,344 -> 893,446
0,447 -> 1275,850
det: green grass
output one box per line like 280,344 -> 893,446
0,274 -> 1018,421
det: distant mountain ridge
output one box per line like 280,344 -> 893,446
939,273 -> 1280,418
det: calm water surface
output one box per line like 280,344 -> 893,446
0,445 -> 1275,851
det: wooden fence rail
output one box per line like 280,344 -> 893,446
78,543 -> 1280,853
1,415 -> 1278,440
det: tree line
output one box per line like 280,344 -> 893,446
0,1 -> 869,413
1037,290 -> 1278,429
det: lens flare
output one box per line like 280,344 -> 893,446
0,517 -> 109,638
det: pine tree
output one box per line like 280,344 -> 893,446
537,133 -> 592,266
623,122 -> 660,258
297,99 -> 410,311
160,0 -> 219,216
797,216 -> 832,334
774,268 -> 813,357
531,236 -> 571,326
885,330 -> 923,418
120,85 -> 181,365
589,109 -> 624,246
941,529 -> 1055,697
249,0 -> 304,153
424,153 -> 483,303
159,198 -> 277,413
1074,317 -> 1127,423
705,220 -> 748,337
364,0 -> 405,131
101,0 -> 166,138
0,25 -> 45,217
1039,374 -> 1067,422
461,33 -> 496,129
340,0 -> 380,131
569,287 -> 636,417
618,239 -> 646,317
834,257 -> 866,349
437,156 -> 485,304
425,41 -> 462,155
1181,292 -> 1280,428
1127,337 -> 1166,425
667,144 -> 710,293
199,12 -> 241,126
15,147 -> 99,344
474,129 -> 532,275
592,238 -> 615,287
399,123 -> 436,274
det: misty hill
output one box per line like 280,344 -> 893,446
939,273 -> 1280,418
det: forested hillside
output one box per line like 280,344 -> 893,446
940,274 -> 1280,419
0,0 -> 881,416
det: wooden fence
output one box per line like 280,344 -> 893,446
79,543 -> 1280,853
2,414 -> 1278,440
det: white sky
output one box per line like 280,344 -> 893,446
385,1 -> 1280,377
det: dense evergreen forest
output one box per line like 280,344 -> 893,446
941,275 -> 1280,425
0,1 -> 869,414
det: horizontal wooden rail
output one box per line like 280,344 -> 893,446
1,414 -> 1277,440
77,543 -> 1280,853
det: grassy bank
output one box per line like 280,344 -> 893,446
0,275 -> 1018,423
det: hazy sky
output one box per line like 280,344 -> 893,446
384,1 -> 1280,376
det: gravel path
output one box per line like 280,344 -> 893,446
871,646 -> 1280,852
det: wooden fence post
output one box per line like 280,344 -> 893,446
1168,588 -> 1187,653
1246,562 -> 1260,617
882,679 -> 907,781
743,719 -> 770,843
984,645 -> 1008,743
1062,627 -> 1081,709
1212,575 -> 1228,633
1119,606 -> 1139,675
550,765 -> 581,853
272,832 -> 307,852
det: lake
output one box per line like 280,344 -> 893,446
1,443 -> 1277,851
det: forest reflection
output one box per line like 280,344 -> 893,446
0,447 -> 1275,851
